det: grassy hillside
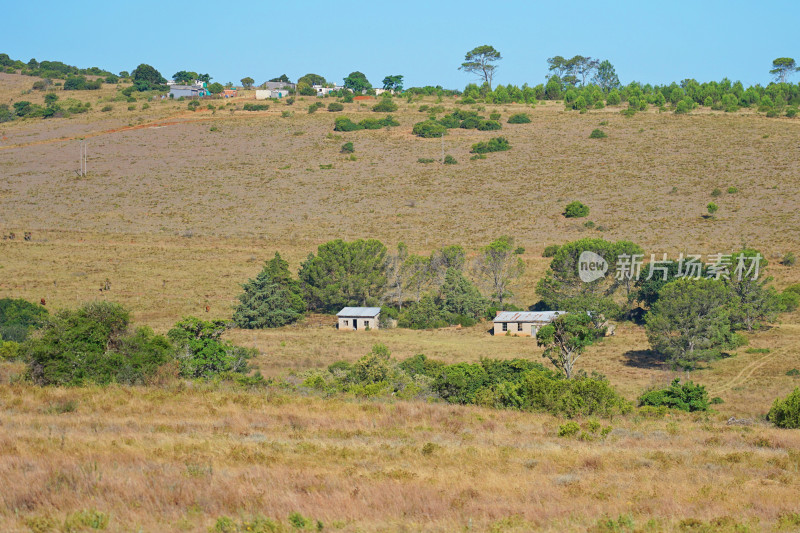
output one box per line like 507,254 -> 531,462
1,71 -> 800,532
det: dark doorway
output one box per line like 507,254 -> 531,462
353,319 -> 358,330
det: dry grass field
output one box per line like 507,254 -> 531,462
2,73 -> 800,531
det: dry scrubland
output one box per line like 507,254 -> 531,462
1,73 -> 800,531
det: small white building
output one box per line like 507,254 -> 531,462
256,88 -> 290,99
493,311 -> 565,337
337,307 -> 381,331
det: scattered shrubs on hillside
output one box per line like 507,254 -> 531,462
412,119 -> 447,138
25,302 -> 174,386
767,388 -> 800,428
0,298 -> 48,342
589,129 -> 607,139
242,103 -> 269,111
638,379 -> 709,412
471,136 -> 510,154
233,252 -> 305,329
507,113 -> 531,124
327,102 -> 344,112
564,201 -> 590,218
372,99 -> 398,112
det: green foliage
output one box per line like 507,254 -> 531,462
333,116 -> 363,132
440,269 -> 489,319
781,252 -> 796,266
100,105 -> 113,112
417,158 -> 435,164
564,201 -> 589,218
470,136 -> 510,153
382,74 -> 404,91
232,252 -> 305,329
372,99 -> 398,112
398,295 -> 449,329
542,245 -> 560,258
168,317 -> 254,378
327,102 -> 344,112
63,76 -> 101,90
343,71 -> 371,93
589,129 -> 607,139
507,113 -> 531,124
341,142 -> 354,153
474,235 -> 525,303
0,298 -> 48,342
459,45 -> 502,89
131,63 -> 166,90
537,313 -> 598,379
0,340 -> 21,361
707,202 -> 718,215
25,302 -> 174,386
208,82 -> 224,94
767,388 -> 800,428
606,89 -> 621,105
558,421 -> 580,437
297,83 -> 316,96
307,101 -> 324,113
412,119 -> 447,138
476,119 -> 501,130
638,379 -> 709,411
298,73 -> 326,87
242,103 -> 269,111
711,188 -> 722,197
299,239 -> 388,313
443,154 -> 457,165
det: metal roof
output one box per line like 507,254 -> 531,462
493,311 -> 565,323
336,307 -> 381,317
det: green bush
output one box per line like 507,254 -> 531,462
542,244 -> 560,257
489,112 -> 501,120
327,102 -> 344,112
100,105 -> 113,112
168,317 -> 255,378
781,252 -> 796,267
242,103 -> 269,111
25,302 -> 174,386
358,117 -> 383,130
341,142 -> 354,153
443,155 -> 457,165
378,114 -> 399,127
417,158 -> 435,164
437,114 -> 461,128
372,99 -> 398,112
0,298 -> 48,342
638,378 -> 709,412
767,388 -> 800,428
564,201 -> 589,218
334,116 -> 363,132
470,136 -> 510,154
476,119 -> 501,131
507,113 -> 531,124
0,340 -> 21,361
727,186 -> 738,194
589,129 -> 607,139
412,120 -> 447,138
307,101 -> 324,114
558,421 -> 580,437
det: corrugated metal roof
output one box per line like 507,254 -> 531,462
493,311 -> 565,323
337,307 -> 382,317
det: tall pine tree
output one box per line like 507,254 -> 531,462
233,253 -> 305,328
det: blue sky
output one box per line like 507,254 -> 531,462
4,0 -> 798,89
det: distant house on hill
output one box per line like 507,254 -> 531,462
255,88 -> 290,100
313,84 -> 345,96
222,89 -> 237,98
337,307 -> 381,331
260,81 -> 296,91
492,311 -> 565,337
169,81 -> 208,98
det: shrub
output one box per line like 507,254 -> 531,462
507,113 -> 531,124
358,117 -> 383,130
781,252 -> 796,267
242,103 -> 269,111
606,90 -> 621,105
564,201 -> 589,218
0,340 -> 21,361
0,298 -> 48,342
711,188 -> 722,197
378,114 -> 399,127
417,158 -> 435,164
412,120 -> 447,138
589,129 -> 607,139
100,105 -> 113,112
727,186 -> 738,194
443,155 -> 457,165
341,142 -> 354,153
470,153 -> 487,160
168,317 -> 255,378
333,116 -> 363,132
372,99 -> 398,112
638,379 -> 709,412
558,421 -> 580,437
470,136 -> 510,154
675,100 -> 691,114
767,388 -> 800,428
786,108 -> 797,118
307,101 -> 324,114
489,112 -> 501,120
542,245 -> 560,258
476,119 -> 502,131
327,102 -> 344,112
25,302 -> 174,386
707,202 -> 719,216
437,114 -> 461,128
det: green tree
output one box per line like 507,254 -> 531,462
459,45 -> 502,90
536,313 -> 596,379
382,74 -> 404,91
172,70 -> 199,84
343,71 -> 372,93
474,236 -> 525,304
767,388 -> 800,428
299,239 -> 389,313
298,73 -> 326,86
208,82 -> 224,94
593,60 -> 620,92
0,298 -> 48,342
386,242 -> 410,310
240,76 -> 255,89
269,74 -> 291,83
725,249 -> 779,332
645,279 -> 732,368
440,268 -> 489,319
232,252 -> 305,328
770,57 -> 798,83
168,317 -> 253,378
132,63 -> 166,86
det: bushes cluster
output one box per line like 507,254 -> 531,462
21,301 -> 254,386
63,75 -> 102,91
638,379 -> 709,412
242,103 -> 269,111
304,346 -> 629,417
412,119 -> 447,138
334,115 -> 398,132
507,113 -> 531,124
412,109 -> 502,138
470,136 -> 510,154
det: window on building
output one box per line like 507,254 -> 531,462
501,323 -> 507,332
343,320 -> 348,326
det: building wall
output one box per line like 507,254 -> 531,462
170,88 -> 199,98
492,322 -> 546,337
255,90 -> 272,100
338,316 -> 379,331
